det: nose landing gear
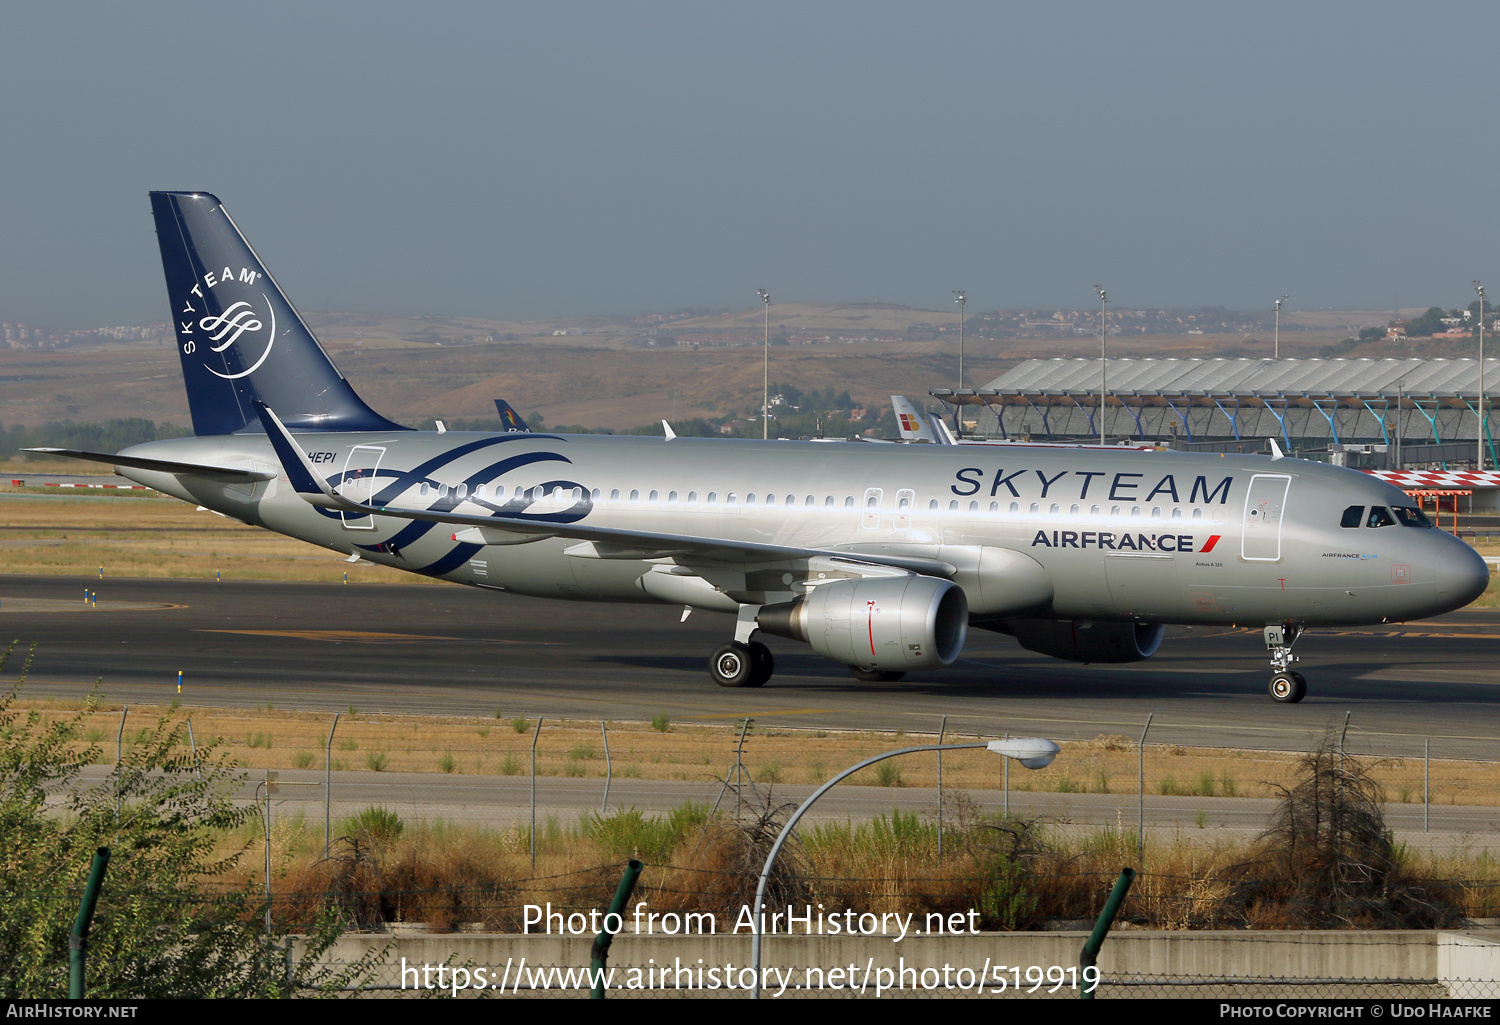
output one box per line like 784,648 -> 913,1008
1264,623 -> 1306,703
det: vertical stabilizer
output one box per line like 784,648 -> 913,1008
151,192 -> 408,436
891,395 -> 937,443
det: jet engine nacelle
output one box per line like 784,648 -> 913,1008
1006,618 -> 1165,664
758,575 -> 968,671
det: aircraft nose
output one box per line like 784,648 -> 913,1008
1434,540 -> 1491,608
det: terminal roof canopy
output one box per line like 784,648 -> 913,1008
932,358 -> 1500,408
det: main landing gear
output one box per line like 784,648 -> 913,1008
1264,623 -> 1306,703
709,606 -> 774,688
710,640 -> 773,688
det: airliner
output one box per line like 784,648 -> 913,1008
32,193 -> 1491,703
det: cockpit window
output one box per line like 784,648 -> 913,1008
1340,505 -> 1364,528
1366,506 -> 1396,528
1392,506 -> 1434,528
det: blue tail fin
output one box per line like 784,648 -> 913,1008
493,399 -> 531,432
150,191 -> 409,436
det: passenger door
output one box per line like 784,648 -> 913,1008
1241,474 -> 1291,561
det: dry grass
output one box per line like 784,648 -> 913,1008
20,698 -> 1500,808
0,494 -> 434,584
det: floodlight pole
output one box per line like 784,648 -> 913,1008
1476,282 -> 1486,471
1094,286 -> 1108,446
759,289 -> 771,440
1274,295 -> 1288,359
749,738 -> 1059,998
953,291 -> 966,437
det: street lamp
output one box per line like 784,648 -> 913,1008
758,289 -> 771,440
1094,286 -> 1108,446
1476,282 -> 1487,471
953,291 -> 967,437
749,736 -> 1061,998
1274,295 -> 1289,358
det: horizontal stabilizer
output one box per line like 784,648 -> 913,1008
23,447 -> 276,481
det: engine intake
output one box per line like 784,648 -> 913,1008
1006,619 -> 1164,664
758,575 -> 967,671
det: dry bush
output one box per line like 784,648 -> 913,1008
1219,734 -> 1464,929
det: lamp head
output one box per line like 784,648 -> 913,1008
758,289 -> 770,304
986,737 -> 1061,769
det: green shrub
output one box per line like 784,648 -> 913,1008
438,751 -> 456,774
364,751 -> 387,772
651,714 -> 671,733
292,750 -> 314,769
874,762 -> 904,787
511,717 -> 530,734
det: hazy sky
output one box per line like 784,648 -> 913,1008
3,1 -> 1498,327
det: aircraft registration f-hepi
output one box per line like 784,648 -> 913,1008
33,193 -> 1491,703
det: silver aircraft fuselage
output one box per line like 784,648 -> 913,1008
115,430 -> 1486,630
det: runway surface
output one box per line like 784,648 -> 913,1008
3,575 -> 1498,758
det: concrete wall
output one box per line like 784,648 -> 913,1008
307,928 -> 1499,997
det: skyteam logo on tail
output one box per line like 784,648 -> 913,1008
179,268 -> 275,380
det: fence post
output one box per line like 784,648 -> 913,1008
600,721 -> 612,817
114,707 -> 128,821
1339,710 -> 1352,773
1003,732 -> 1010,818
936,714 -> 947,864
186,718 -> 200,778
1137,714 -> 1153,866
68,847 -> 111,1000
1424,738 -> 1430,832
1079,867 -> 1135,1000
324,713 -> 340,857
530,717 -> 543,869
589,859 -> 644,999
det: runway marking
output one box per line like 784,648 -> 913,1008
1327,630 -> 1500,640
0,598 -> 182,612
196,629 -> 543,644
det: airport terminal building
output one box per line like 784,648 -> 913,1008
932,357 -> 1499,472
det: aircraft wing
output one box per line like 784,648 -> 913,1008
23,447 -> 278,482
255,403 -> 955,576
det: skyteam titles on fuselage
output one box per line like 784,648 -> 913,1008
950,466 -> 1234,505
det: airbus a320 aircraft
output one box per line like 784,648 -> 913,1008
34,193 -> 1491,703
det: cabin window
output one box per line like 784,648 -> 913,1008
727,493 -> 738,506
824,496 -> 834,508
1070,504 -> 1080,515
707,492 -> 717,505
1010,502 -> 1020,513
1192,507 -> 1203,520
687,491 -> 698,505
929,499 -> 940,511
474,484 -> 485,499
1090,504 -> 1100,515
420,483 -> 430,497
1367,506 -> 1395,528
1110,505 -> 1121,516
844,496 -> 855,508
949,500 -> 959,512
1340,505 -> 1365,528
1171,507 -> 1182,520
1150,506 -> 1161,519
588,488 -> 597,501
629,489 -> 640,504
764,493 -> 775,506
649,490 -> 659,503
969,501 -> 979,512
866,495 -> 878,508
899,496 -> 910,510
1029,502 -> 1040,514
439,484 -> 450,498
746,493 -> 756,506
1130,506 -> 1141,518
786,494 -> 796,506
668,490 -> 678,504
1049,503 -> 1059,515
610,489 -> 620,502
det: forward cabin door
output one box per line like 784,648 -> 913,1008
338,445 -> 386,530
1241,474 -> 1291,562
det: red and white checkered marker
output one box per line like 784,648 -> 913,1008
1369,470 -> 1500,488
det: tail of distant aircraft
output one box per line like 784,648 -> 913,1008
150,192 -> 408,436
494,399 -> 532,432
890,395 -> 937,443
